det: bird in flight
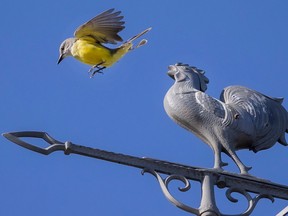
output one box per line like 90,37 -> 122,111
57,8 -> 151,78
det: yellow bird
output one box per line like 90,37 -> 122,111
57,8 -> 151,77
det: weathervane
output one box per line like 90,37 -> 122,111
3,63 -> 288,216
164,63 -> 288,175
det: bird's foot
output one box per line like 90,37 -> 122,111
213,160 -> 228,170
211,160 -> 229,173
239,166 -> 252,176
212,167 -> 224,173
88,66 -> 106,78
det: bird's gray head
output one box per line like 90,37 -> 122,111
57,38 -> 76,64
167,63 -> 209,92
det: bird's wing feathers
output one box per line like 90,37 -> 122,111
221,85 -> 287,151
221,85 -> 284,106
74,8 -> 125,44
195,91 -> 226,119
221,86 -> 271,134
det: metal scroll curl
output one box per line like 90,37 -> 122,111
221,187 -> 274,216
142,169 -> 276,216
142,169 -> 200,215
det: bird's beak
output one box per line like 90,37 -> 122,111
57,54 -> 64,64
167,65 -> 177,80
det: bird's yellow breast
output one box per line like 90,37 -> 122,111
70,37 -> 114,66
70,36 -> 131,67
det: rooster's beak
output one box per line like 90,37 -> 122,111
167,65 -> 177,79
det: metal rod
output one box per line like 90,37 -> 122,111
199,174 -> 220,216
3,131 -> 288,201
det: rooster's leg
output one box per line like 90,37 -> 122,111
213,147 -> 228,171
226,149 -> 252,175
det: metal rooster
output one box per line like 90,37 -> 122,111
164,63 -> 288,175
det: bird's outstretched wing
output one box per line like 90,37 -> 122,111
74,8 -> 125,44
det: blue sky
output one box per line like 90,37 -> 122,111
1,1 -> 288,215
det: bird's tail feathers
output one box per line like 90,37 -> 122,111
126,27 -> 152,43
120,27 -> 151,50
